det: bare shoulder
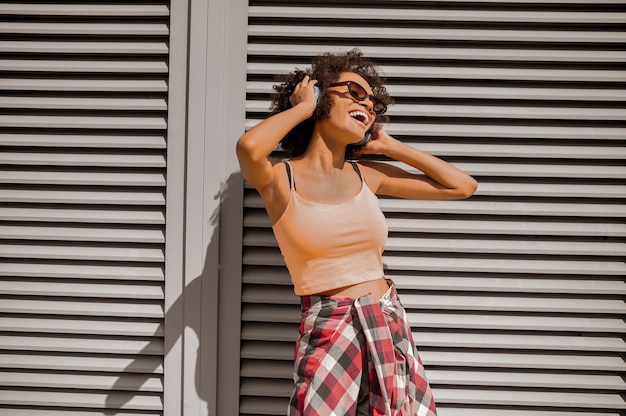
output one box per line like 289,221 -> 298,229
260,159 -> 293,225
358,160 -> 411,192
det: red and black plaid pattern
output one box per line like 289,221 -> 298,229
289,281 -> 437,415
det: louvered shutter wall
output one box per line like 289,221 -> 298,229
240,1 -> 626,414
0,2 -> 168,414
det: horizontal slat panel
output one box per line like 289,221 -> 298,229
0,372 -> 163,392
0,78 -> 168,92
0,59 -> 168,73
0,317 -> 162,337
0,225 -> 164,243
0,390 -> 162,410
0,262 -> 164,281
246,61 -> 626,82
0,189 -> 165,205
0,280 -> 163,299
1,22 -> 169,36
248,44 -> 626,64
1,299 -> 163,318
0,41 -> 169,54
0,152 -> 165,167
249,25 -> 626,43
1,96 -> 167,111
0,3 -> 169,16
0,353 -> 163,373
0,244 -> 163,262
0,115 -> 167,130
249,6 -> 626,23
0,335 -> 163,355
0,133 -> 166,149
0,207 -> 165,224
0,171 -> 166,187
0,410 -> 160,416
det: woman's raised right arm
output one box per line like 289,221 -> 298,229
236,77 -> 317,192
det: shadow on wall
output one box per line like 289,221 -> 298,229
103,172 -> 241,414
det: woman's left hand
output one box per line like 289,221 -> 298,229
357,125 -> 396,155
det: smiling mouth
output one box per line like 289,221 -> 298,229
349,110 -> 369,126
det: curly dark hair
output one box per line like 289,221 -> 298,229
269,48 -> 391,157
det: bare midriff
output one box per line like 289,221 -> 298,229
317,276 -> 389,300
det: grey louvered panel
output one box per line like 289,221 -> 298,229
0,317 -> 162,336
0,59 -> 168,73
0,207 -> 165,224
0,41 -> 168,54
0,133 -> 167,149
0,335 -> 163,355
0,353 -> 163,373
248,80 -> 626,101
0,78 -> 168,92
0,3 -> 169,16
2,22 -> 168,36
1,279 -> 163,298
0,262 -> 164,281
0,152 -> 165,167
0,115 -> 167,130
2,96 -> 167,111
1,372 -> 163,391
249,25 -> 626,43
249,6 -> 626,23
0,225 -> 164,243
248,45 -> 626,64
1,299 -> 163,318
249,61 -> 626,82
0,189 -> 165,205
0,244 -> 164,262
0,390 -> 162,411
1,171 -> 166,186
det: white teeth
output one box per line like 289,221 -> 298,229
348,111 -> 369,125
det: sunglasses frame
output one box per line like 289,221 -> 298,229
327,81 -> 387,115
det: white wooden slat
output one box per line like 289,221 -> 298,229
0,207 -> 165,225
433,389 -> 626,409
247,44 -> 626,64
385,237 -> 626,256
1,22 -> 169,36
0,59 -> 168,73
477,182 -> 625,198
0,371 -> 163,392
0,390 -> 162,411
439,409 -> 622,416
0,3 -> 169,16
1,410 -> 161,416
0,225 -> 164,243
384,255 -> 626,276
243,285 -> 626,315
249,25 -> 626,44
0,335 -> 163,355
0,280 -> 163,299
246,191 -> 626,217
0,41 -> 169,55
0,244 -> 164,262
245,60 -> 626,83
0,152 -> 166,168
1,299 -> 163,318
407,313 -> 626,333
248,100 -> 626,121
391,274 -> 626,295
0,317 -> 163,337
0,171 -> 166,187
1,96 -> 167,111
247,119 -> 626,141
0,78 -> 168,92
0,134 -> 167,149
0,262 -> 164,281
0,189 -> 165,205
420,351 -> 626,372
248,81 -> 626,101
249,6 -> 626,24
391,0 -> 626,3
0,353 -> 163,373
0,115 -> 167,130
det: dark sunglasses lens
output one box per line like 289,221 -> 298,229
348,82 -> 368,100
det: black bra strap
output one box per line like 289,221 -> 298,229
350,162 -> 363,182
284,161 -> 295,190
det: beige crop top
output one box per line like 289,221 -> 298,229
272,162 -> 388,296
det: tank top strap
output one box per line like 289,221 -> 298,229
284,161 -> 296,190
350,161 -> 364,183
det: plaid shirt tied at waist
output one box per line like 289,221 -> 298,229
289,282 -> 437,416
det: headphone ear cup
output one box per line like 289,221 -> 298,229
313,86 -> 320,102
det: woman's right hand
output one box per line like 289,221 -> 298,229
289,75 -> 318,115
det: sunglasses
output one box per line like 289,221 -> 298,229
328,81 -> 387,115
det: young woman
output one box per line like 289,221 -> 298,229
237,49 -> 477,416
